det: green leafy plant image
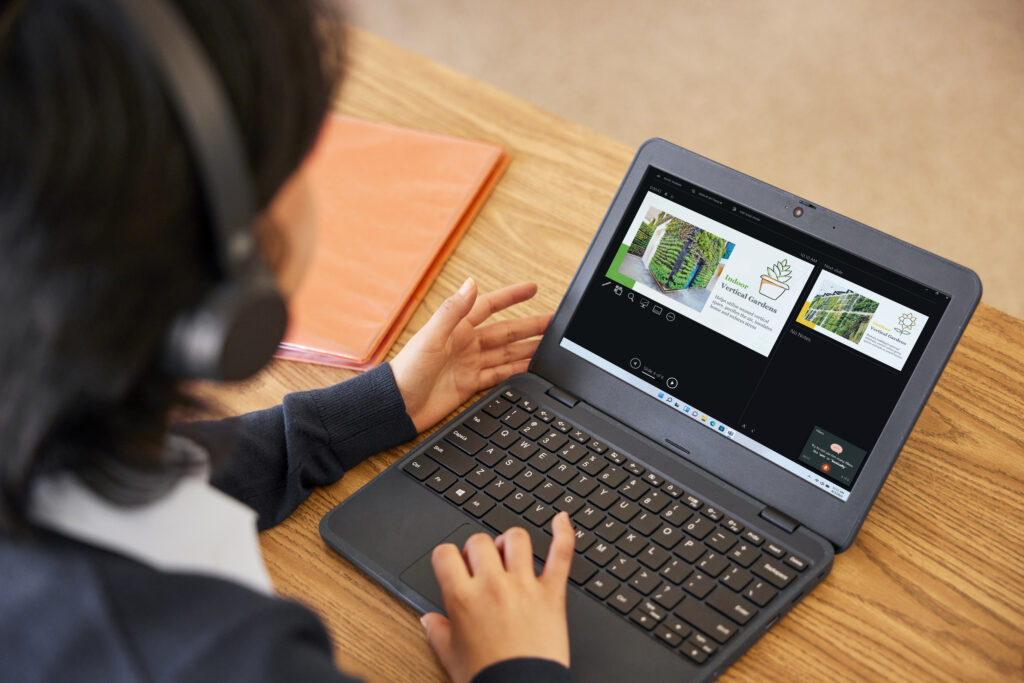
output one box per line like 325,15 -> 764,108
645,219 -> 729,292
766,259 -> 792,283
627,211 -> 670,257
803,288 -> 880,344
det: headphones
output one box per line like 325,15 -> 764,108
109,0 -> 288,381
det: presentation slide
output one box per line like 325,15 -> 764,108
796,271 -> 928,371
606,192 -> 815,356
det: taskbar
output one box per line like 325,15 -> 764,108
558,338 -> 850,502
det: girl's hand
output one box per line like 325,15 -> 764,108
421,512 -> 574,683
390,277 -> 551,432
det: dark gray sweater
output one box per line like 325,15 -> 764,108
0,363 -> 570,683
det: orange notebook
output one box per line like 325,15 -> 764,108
276,114 -> 509,370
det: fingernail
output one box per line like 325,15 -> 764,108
458,277 -> 474,296
419,615 -> 428,628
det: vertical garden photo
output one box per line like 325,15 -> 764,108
617,207 -> 735,313
799,280 -> 879,344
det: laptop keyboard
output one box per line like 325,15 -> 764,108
402,387 -> 809,665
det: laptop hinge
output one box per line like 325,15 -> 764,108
759,506 -> 799,534
546,386 -> 580,408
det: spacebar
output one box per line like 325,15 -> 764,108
482,506 -> 552,560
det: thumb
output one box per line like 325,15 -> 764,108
420,612 -> 455,668
425,278 -> 477,342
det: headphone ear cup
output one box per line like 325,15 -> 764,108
165,272 -> 286,381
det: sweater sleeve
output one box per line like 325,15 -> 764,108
170,362 -> 418,530
471,658 -> 572,683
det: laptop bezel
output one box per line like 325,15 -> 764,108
531,138 -> 981,551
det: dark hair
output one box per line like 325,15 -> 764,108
0,0 -> 342,530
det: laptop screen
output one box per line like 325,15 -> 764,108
560,166 -> 951,501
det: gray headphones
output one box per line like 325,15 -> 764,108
109,0 -> 288,381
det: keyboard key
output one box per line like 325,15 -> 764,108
610,499 -> 639,523
642,471 -> 664,487
481,506 -> 550,559
597,465 -> 628,488
585,573 -> 618,599
403,455 -> 437,481
638,544 -> 670,571
707,585 -> 758,625
639,599 -> 669,622
483,397 -> 511,418
569,557 -> 598,585
495,457 -> 524,479
629,568 -> 661,594
573,528 -> 596,553
534,408 -> 555,423
604,450 -> 627,465
662,615 -> 692,640
558,442 -> 588,464
477,445 -> 503,467
660,558 -> 691,584
484,477 -> 514,501
661,482 -> 683,498
679,639 -> 707,664
690,631 -> 718,657
608,587 -> 642,614
625,460 -> 645,476
463,492 -> 495,518
554,492 -> 585,516
491,427 -> 519,449
466,411 -> 500,438
585,541 -> 617,567
568,474 -> 598,497
675,598 -> 737,643
549,463 -> 577,485
720,566 -> 753,592
706,530 -> 737,554
519,419 -> 546,440
723,517 -> 744,534
587,439 -> 608,454
682,494 -> 702,510
743,579 -> 778,607
445,427 -> 486,455
466,465 -> 495,488
573,506 -> 604,529
552,418 -> 572,433
654,624 -> 683,647
513,468 -> 542,491
674,538 -> 704,563
534,481 -> 563,503
701,505 -> 723,521
640,490 -> 669,514
630,511 -> 661,536
764,541 -> 786,558
525,502 -> 556,527
785,554 -> 808,572
652,524 -> 683,550
729,543 -> 760,568
682,515 -> 715,540
577,454 -> 607,475
527,450 -> 557,472
608,555 -> 640,581
426,469 -> 457,493
509,439 -> 538,460
629,609 -> 658,631
428,443 -> 476,476
501,408 -> 529,429
742,529 -> 765,546
517,398 -> 537,413
569,428 -> 589,444
652,583 -> 684,610
596,518 -> 626,543
696,551 -> 730,578
683,571 -> 716,599
505,490 -> 534,513
619,478 -> 649,501
661,503 -> 691,527
752,558 -> 796,589
500,389 -> 520,403
445,483 -> 475,505
617,530 -> 647,556
538,431 -> 569,452
589,487 -> 619,510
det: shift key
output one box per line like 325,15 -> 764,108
426,441 -> 474,476
445,426 -> 486,455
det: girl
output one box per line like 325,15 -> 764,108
0,1 -> 574,681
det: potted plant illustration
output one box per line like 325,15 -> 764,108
759,259 -> 792,300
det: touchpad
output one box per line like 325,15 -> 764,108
399,523 -> 492,612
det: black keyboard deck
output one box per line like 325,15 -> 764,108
402,388 -> 810,665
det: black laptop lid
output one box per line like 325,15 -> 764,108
532,139 -> 981,551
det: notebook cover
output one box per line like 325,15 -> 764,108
277,114 -> 509,369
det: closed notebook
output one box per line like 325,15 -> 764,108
276,114 -> 509,369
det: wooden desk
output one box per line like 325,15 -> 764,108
197,27 -> 1024,682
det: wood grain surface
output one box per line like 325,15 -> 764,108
195,26 -> 1024,682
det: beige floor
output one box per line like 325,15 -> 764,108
345,0 -> 1024,318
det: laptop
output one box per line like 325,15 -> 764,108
320,139 -> 981,681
